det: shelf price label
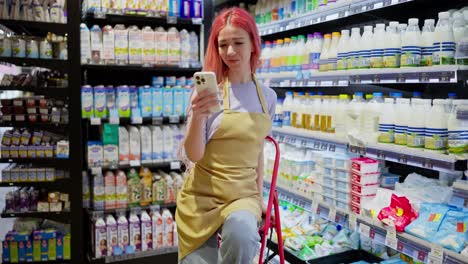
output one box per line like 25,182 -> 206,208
90,118 -> 101,126
169,115 -> 180,124
397,155 -> 408,164
131,116 -> 143,124
170,161 -> 181,170
428,245 -> 444,264
328,207 -> 337,222
109,117 -> 119,124
166,15 -> 177,24
191,18 -> 202,25
359,223 -> 371,238
129,160 -> 141,167
90,167 -> 102,175
152,117 -> 164,125
348,213 -> 357,231
422,159 -> 434,169
311,202 -> 319,214
384,226 -> 398,249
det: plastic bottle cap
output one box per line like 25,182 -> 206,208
424,19 -> 435,25
297,92 -> 305,96
351,27 -> 360,33
439,12 -> 450,19
373,92 -> 383,97
277,39 -> 283,44
332,32 -> 341,37
413,91 -> 422,97
394,92 -> 403,98
408,18 -> 419,25
286,91 -> 293,96
364,26 -> 373,31
307,34 -> 314,38
448,92 -> 457,98
341,29 -> 350,35
389,21 -> 399,27
339,94 -> 349,99
318,91 -> 324,96
291,36 -> 297,41
284,38 -> 290,43
354,92 -> 363,96
396,98 -> 410,103
365,94 -> 373,100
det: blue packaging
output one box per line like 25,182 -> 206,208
138,86 -> 153,118
152,76 -> 164,87
151,86 -> 163,117
183,88 -> 192,116
191,0 -> 202,18
165,76 -> 176,87
173,86 -> 185,116
433,209 -> 468,252
25,240 -> 33,262
186,77 -> 194,86
18,241 -> 26,262
56,235 -> 63,260
405,203 -> 451,241
105,86 -> 117,116
94,85 -> 108,118
169,0 -> 180,17
40,239 -> 48,261
179,0 -> 191,18
3,241 -> 10,262
117,86 -> 131,118
129,86 -> 139,110
163,87 -> 174,116
176,76 -> 186,86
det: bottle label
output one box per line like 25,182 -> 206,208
425,128 -> 448,151
433,42 -> 456,65
407,126 -> 425,148
394,125 -> 407,145
421,46 -> 433,66
383,48 -> 401,68
401,46 -> 421,67
358,50 -> 371,68
448,129 -> 468,154
273,113 -> 283,127
337,53 -> 347,70
370,49 -> 384,68
309,52 -> 321,70
378,124 -> 394,143
328,58 -> 337,71
282,111 -> 291,126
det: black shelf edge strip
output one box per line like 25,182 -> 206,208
0,179 -> 69,188
86,203 -> 176,215
84,12 -> 201,26
0,19 -> 68,35
87,246 -> 178,264
0,158 -> 70,168
0,86 -> 69,98
82,64 -> 201,72
3,260 -> 71,264
0,57 -> 69,71
1,211 -> 71,223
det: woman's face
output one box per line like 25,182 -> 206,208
218,24 -> 252,71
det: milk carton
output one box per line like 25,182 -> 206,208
155,27 -> 168,64
129,212 -> 141,252
117,213 -> 129,254
117,85 -> 131,118
142,26 -> 155,65
114,24 -> 129,64
189,31 -> 199,66
106,215 -> 118,256
139,86 -> 152,117
151,126 -> 163,161
173,86 -> 184,116
163,87 -> 174,116
90,25 -> 103,64
128,26 -> 142,64
80,23 -> 91,64
128,126 -> 141,161
383,22 -> 401,68
102,25 -> 115,64
115,170 -> 128,208
104,171 -> 116,210
167,27 -> 181,65
81,85 -> 94,118
180,29 -> 191,67
94,85 -> 107,118
433,12 -> 456,65
118,127 -> 130,164
93,173 -> 105,210
162,126 -> 174,160
421,19 -> 435,66
401,18 -> 421,67
93,216 -> 107,258
162,209 -> 174,247
140,126 -> 152,163
151,209 -> 163,249
151,86 -> 163,117
141,211 -> 152,251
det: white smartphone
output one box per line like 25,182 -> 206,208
193,71 -> 221,113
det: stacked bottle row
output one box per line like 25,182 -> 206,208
80,24 -> 200,67
0,0 -> 67,23
84,167 -> 184,210
84,0 -> 202,18
0,32 -> 68,60
254,0 -> 346,25
258,9 -> 468,74
276,92 -> 468,156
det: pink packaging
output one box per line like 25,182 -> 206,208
351,201 -> 362,215
351,191 -> 376,207
351,157 -> 379,174
351,171 -> 380,185
351,182 -> 379,196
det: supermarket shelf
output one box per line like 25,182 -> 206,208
450,181 -> 468,209
0,19 -> 68,35
265,181 -> 468,264
0,179 -> 69,188
0,158 -> 70,168
0,57 -> 69,71
257,0 -> 413,37
85,116 -> 185,126
89,160 -> 182,173
84,11 -> 202,28
82,64 -> 202,73
3,260 -> 71,264
1,211 -> 71,223
87,203 -> 176,216
88,246 -> 178,264
272,127 -> 468,172
258,66 -> 468,87
0,121 -> 69,131
0,86 -> 69,98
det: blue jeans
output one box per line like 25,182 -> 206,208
179,210 -> 260,264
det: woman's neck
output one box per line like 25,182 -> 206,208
227,69 -> 252,84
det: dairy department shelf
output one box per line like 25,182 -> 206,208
89,160 -> 182,173
258,66 -> 468,88
264,181 -> 468,264
86,115 -> 185,126
0,179 -> 69,189
257,0 -> 413,37
86,203 -> 176,215
0,121 -> 69,131
1,211 -> 71,223
0,86 -> 69,98
87,246 -> 178,264
82,64 -> 202,73
271,127 -> 468,172
0,19 -> 68,35
3,260 -> 71,264
0,57 -> 69,71
0,158 -> 70,168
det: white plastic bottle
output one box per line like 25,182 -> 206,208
294,35 -> 306,72
401,18 -> 421,67
394,98 -> 411,146
261,41 -> 272,73
358,26 -> 373,69
336,29 -> 350,70
448,100 -> 468,157
433,12 -> 456,65
327,32 -> 340,71
399,23 -> 407,38
273,98 -> 283,127
378,98 -> 395,143
335,94 -> 349,138
453,11 -> 468,45
348,27 -> 361,70
310,32 -> 323,71
271,39 -> 281,73
383,22 -> 401,68
407,98 -> 426,148
362,92 -> 384,143
280,38 -> 290,73
80,23 -> 91,64
319,33 -> 331,72
346,92 -> 365,136
425,99 -> 448,153
371,24 -> 386,68
282,91 -> 293,127
302,34 -> 314,71
285,37 -> 295,72
421,19 -> 435,66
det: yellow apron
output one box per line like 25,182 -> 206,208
176,76 -> 272,260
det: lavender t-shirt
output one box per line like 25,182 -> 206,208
202,81 -> 277,145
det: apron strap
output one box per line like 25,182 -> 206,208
222,78 -> 230,111
253,74 -> 269,115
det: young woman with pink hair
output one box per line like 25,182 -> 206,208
175,7 -> 277,264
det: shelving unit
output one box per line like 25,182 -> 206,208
87,246 -> 178,264
0,19 -> 68,35
1,211 -> 72,223
3,260 -> 71,264
0,86 -> 69,98
0,179 -> 69,189
0,57 -> 69,71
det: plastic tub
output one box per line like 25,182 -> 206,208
336,199 -> 350,211
321,155 -> 334,168
322,167 -> 333,178
334,156 -> 352,170
334,168 -> 349,180
351,171 -> 380,185
335,189 -> 351,202
351,157 -> 379,173
351,182 -> 379,195
351,192 -> 376,207
323,194 -> 335,206
323,176 -> 336,187
335,179 -> 351,192
323,185 -> 335,197
380,173 -> 400,189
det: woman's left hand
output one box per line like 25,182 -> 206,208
262,202 -> 275,221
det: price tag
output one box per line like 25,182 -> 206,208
191,18 -> 202,24
94,10 -> 106,19
307,81 -> 315,86
170,161 -> 181,170
90,118 -> 101,125
348,213 -> 357,231
131,116 -> 143,124
91,167 -> 102,175
152,117 -> 163,125
428,245 -> 444,264
383,0 -> 392,6
109,117 -> 119,124
398,155 -> 408,164
166,15 -> 177,24
359,223 -> 371,238
377,151 -> 386,159
169,115 -> 180,123
385,226 -> 398,249
422,159 -> 434,169
328,144 -> 336,152
328,207 -> 336,222
129,160 -> 141,167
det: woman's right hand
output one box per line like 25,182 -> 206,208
190,88 -> 220,121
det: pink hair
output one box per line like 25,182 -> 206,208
203,7 -> 262,83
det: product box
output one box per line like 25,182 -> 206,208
56,235 -> 64,260
48,237 -> 56,260
25,240 -> 33,262
18,240 -> 26,262
10,241 -> 18,263
64,234 -> 71,260
3,241 -> 10,262
88,141 -> 104,167
27,168 -> 37,182
103,144 -> 119,166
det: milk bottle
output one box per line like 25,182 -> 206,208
327,32 -> 340,71
310,32 -> 323,71
394,98 -> 411,146
286,37 -> 296,72
407,99 -> 426,148
362,92 -> 383,143
399,23 -> 407,38
311,95 -> 322,131
383,22 -> 401,68
273,98 -> 283,127
401,18 -> 421,67
421,19 -> 435,66
319,34 -> 331,72
433,12 -> 456,65
294,35 -> 306,71
448,100 -> 468,157
302,34 -> 314,71
358,26 -> 373,69
155,27 -> 168,65
291,92 -> 304,128
335,94 -> 349,138
371,24 -> 385,68
378,98 -> 395,143
346,92 -> 365,136
271,40 -> 282,73
453,11 -> 467,45
282,37 -> 291,72
336,29 -> 350,70
348,27 -> 361,70
261,41 -> 272,73
425,99 -> 448,153
282,91 -> 293,127
80,23 -> 91,64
